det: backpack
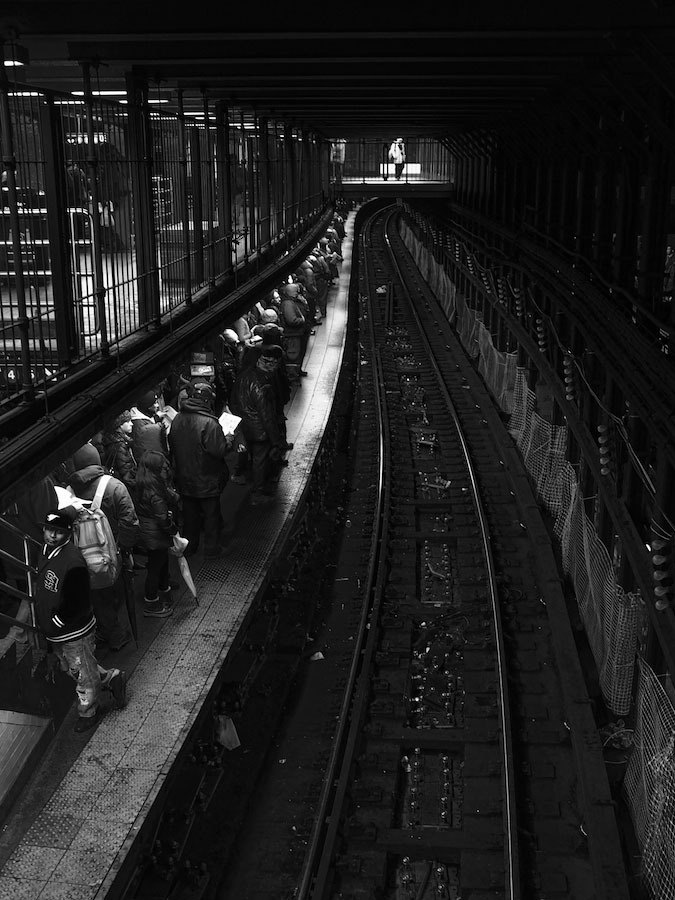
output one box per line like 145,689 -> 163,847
71,475 -> 121,589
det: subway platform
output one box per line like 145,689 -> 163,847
0,212 -> 355,900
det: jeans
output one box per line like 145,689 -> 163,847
181,495 -> 223,555
92,580 -> 131,647
249,440 -> 273,493
51,631 -> 112,718
144,548 -> 169,600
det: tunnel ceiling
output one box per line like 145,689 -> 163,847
4,2 -> 675,141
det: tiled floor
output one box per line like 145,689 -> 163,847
0,214 -> 353,900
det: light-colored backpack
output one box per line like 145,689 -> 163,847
71,475 -> 120,589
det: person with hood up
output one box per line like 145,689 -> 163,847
35,508 -> 127,732
130,389 -> 169,464
101,410 -> 138,494
68,442 -> 139,651
230,346 -> 285,505
168,381 -> 232,558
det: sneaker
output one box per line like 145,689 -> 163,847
109,670 -> 127,709
74,709 -> 103,733
143,599 -> 173,618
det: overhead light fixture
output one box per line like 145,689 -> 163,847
3,41 -> 29,67
72,90 -> 127,97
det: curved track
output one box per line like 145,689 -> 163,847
212,205 -> 628,900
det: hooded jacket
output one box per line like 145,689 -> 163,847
35,539 -> 96,643
101,428 -> 138,490
230,365 -> 282,445
67,464 -> 140,550
130,408 -> 169,460
168,397 -> 230,497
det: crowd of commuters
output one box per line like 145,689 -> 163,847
0,203 -> 349,733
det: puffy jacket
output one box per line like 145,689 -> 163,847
101,429 -> 138,490
68,465 -> 140,550
134,479 -> 176,551
230,367 -> 282,445
35,540 -> 95,643
130,410 -> 169,460
169,398 -> 230,497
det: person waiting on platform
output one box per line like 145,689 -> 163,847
130,389 -> 169,463
36,509 -> 127,733
307,249 -> 332,317
168,381 -> 232,558
230,346 -> 285,506
388,137 -> 406,181
67,442 -> 139,651
133,450 -> 180,618
279,280 -> 312,381
101,410 -> 138,496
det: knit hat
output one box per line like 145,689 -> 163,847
137,389 -> 157,412
114,409 -> 132,428
71,442 -> 101,470
260,308 -> 279,325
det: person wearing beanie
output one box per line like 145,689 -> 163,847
35,509 -> 127,732
68,442 -> 139,651
168,381 -> 232,558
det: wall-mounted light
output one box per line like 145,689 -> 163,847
3,41 -> 29,67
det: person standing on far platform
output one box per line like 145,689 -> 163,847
388,137 -> 406,181
35,509 -> 127,733
168,382 -> 232,558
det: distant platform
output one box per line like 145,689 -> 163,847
336,177 -> 452,198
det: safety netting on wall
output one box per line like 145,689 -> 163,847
624,657 -> 675,900
400,218 -> 641,716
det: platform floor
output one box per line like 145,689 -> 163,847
0,213 -> 354,900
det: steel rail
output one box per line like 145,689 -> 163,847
295,211 -> 392,900
384,213 -> 522,900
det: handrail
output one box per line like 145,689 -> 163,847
0,515 -> 42,549
0,514 -> 40,640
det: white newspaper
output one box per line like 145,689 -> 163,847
218,410 -> 242,438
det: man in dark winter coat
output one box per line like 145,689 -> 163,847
168,381 -> 232,557
35,509 -> 127,732
230,347 -> 285,505
68,443 -> 139,651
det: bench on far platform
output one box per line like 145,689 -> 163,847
379,163 -> 422,176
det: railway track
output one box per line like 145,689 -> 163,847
213,205 -> 628,900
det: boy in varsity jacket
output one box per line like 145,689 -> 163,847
35,510 -> 127,732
